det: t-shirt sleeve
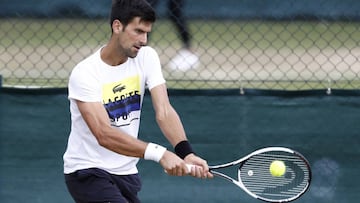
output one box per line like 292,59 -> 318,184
68,62 -> 102,102
142,47 -> 166,90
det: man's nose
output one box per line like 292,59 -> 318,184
140,33 -> 147,45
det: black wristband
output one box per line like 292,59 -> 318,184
174,140 -> 194,159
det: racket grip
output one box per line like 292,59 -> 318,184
164,164 -> 194,174
186,164 -> 195,173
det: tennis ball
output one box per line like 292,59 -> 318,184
269,160 -> 286,177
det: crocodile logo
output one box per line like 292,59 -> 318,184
113,84 -> 126,93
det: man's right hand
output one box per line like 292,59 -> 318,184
159,151 -> 190,176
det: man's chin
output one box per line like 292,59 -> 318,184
127,51 -> 138,58
128,49 -> 140,58
128,54 -> 137,58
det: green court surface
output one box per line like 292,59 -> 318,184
0,91 -> 359,202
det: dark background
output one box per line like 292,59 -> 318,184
1,92 -> 359,202
0,0 -> 359,20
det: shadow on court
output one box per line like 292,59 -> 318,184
0,91 -> 359,203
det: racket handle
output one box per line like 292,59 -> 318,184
164,164 -> 194,174
186,164 -> 195,173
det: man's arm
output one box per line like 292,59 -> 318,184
76,100 -> 148,157
76,99 -> 190,176
150,84 -> 213,178
149,84 -> 187,146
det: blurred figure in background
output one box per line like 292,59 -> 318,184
147,0 -> 199,71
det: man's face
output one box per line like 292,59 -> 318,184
116,17 -> 152,58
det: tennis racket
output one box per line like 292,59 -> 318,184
188,147 -> 311,202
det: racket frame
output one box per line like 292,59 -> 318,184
208,147 -> 311,202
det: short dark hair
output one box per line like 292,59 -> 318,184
110,0 -> 156,29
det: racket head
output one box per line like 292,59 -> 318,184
238,147 -> 311,202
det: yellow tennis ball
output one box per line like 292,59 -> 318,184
269,160 -> 286,177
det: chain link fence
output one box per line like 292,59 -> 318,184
1,0 -> 359,91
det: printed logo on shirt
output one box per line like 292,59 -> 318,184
102,75 -> 141,127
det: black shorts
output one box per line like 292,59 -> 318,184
65,168 -> 142,203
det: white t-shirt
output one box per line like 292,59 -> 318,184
63,46 -> 165,175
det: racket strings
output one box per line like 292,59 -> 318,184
239,151 -> 310,201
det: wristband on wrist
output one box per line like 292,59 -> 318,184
174,140 -> 194,159
144,143 -> 167,162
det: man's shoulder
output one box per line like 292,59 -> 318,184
136,46 -> 159,62
141,45 -> 155,51
139,46 -> 157,55
73,48 -> 101,70
80,48 -> 101,65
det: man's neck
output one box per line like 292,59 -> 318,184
100,43 -> 127,66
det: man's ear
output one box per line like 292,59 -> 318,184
112,20 -> 123,34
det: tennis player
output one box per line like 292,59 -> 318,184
63,0 -> 212,202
